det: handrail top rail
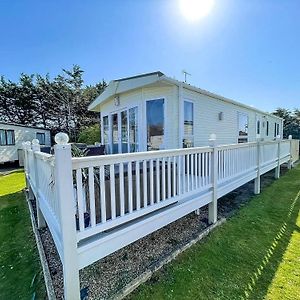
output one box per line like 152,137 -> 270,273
71,145 -> 213,168
34,151 -> 54,160
71,139 -> 290,169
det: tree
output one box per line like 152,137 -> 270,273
0,65 -> 106,142
273,108 -> 300,139
77,124 -> 100,145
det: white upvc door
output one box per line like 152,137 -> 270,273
102,106 -> 139,154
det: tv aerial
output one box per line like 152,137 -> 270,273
182,69 -> 191,83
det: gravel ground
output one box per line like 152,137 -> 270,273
35,167 -> 287,300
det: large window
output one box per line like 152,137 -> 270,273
266,121 -> 269,136
147,98 -> 164,151
36,132 -> 45,145
238,112 -> 248,143
0,129 -> 15,146
183,101 -> 194,148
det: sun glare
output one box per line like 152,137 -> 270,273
179,0 -> 215,21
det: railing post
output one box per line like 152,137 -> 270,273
54,133 -> 80,300
22,141 -> 31,191
32,139 -> 46,229
254,141 -> 261,194
288,135 -> 293,169
275,135 -> 281,179
208,134 -> 217,224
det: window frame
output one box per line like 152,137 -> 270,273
146,97 -> 165,151
101,104 -> 140,154
0,129 -> 15,146
183,99 -> 194,148
237,112 -> 249,143
36,132 -> 46,145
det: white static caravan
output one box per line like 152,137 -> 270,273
0,122 -> 51,165
88,71 -> 283,154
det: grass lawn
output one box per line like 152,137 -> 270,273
130,165 -> 300,300
0,170 -> 46,299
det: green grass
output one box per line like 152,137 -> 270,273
0,171 -> 46,299
130,166 -> 300,300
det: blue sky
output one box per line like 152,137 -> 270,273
0,0 -> 299,112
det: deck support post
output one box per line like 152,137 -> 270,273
54,133 -> 80,300
275,138 -> 281,179
23,142 -> 32,195
254,141 -> 261,194
287,135 -> 293,169
32,139 -> 46,229
208,134 -> 218,224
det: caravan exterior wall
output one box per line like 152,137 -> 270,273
0,123 -> 51,164
98,83 -> 282,153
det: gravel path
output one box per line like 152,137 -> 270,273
35,167 -> 287,300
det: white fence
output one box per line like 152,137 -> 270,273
23,136 -> 293,299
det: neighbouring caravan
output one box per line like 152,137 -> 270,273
88,71 -> 283,154
0,122 -> 51,166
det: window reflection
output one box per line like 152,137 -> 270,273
103,116 -> 109,153
238,112 -> 248,143
129,107 -> 138,152
147,99 -> 164,150
183,101 -> 194,148
111,113 -> 119,154
121,110 -> 128,153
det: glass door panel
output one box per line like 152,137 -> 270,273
111,113 -> 119,154
121,110 -> 128,153
129,107 -> 138,152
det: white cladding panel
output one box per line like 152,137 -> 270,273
100,85 -> 178,151
0,124 -> 51,163
98,82 -> 282,151
182,88 -> 281,146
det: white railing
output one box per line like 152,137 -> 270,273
23,135 -> 294,300
72,147 -> 213,241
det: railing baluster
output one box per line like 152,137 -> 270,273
143,160 -> 147,208
88,167 -> 96,227
167,157 -> 171,198
119,162 -> 125,216
178,155 -> 181,194
110,164 -> 116,220
150,159 -> 154,205
76,169 -> 85,231
173,156 -> 176,196
201,152 -> 204,187
182,154 -> 186,192
197,153 -> 201,188
162,157 -> 166,201
191,153 -> 194,190
128,162 -> 133,213
187,154 -> 190,192
99,165 -> 106,223
156,158 -> 160,202
205,152 -> 209,185
136,161 -> 141,210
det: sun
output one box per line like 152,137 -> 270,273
179,0 -> 215,21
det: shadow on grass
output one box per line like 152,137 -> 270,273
0,191 -> 46,299
242,187 -> 300,300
